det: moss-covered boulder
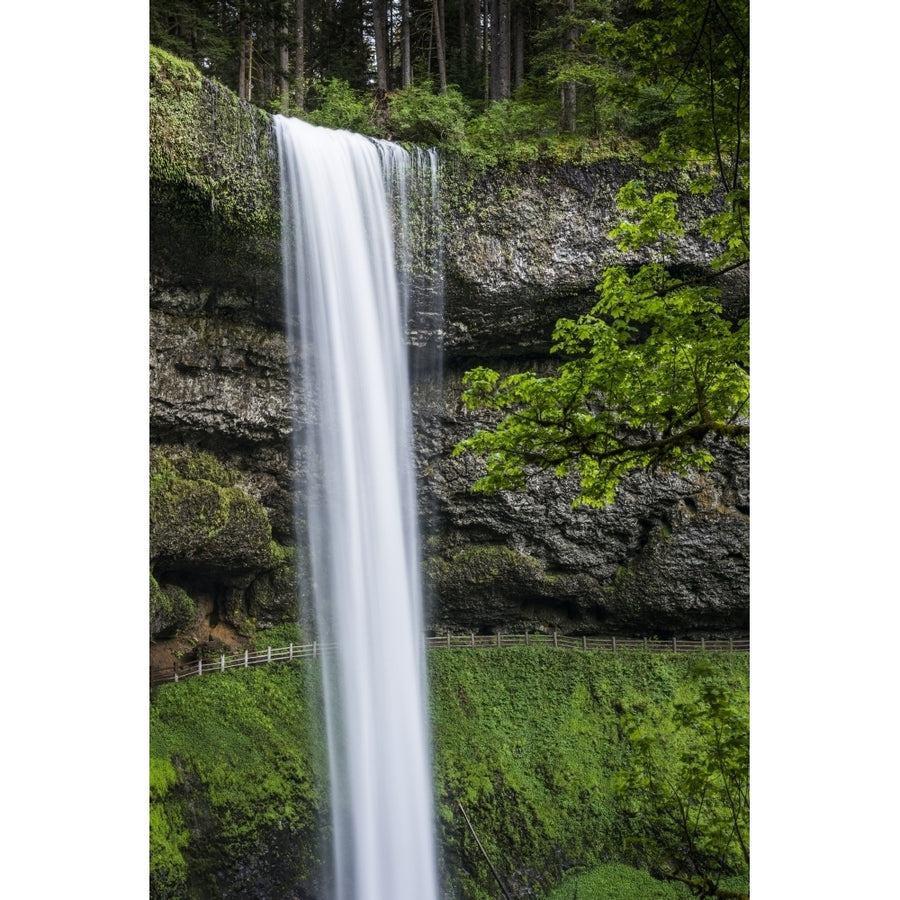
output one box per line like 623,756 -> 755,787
429,545 -> 592,633
149,449 -> 297,639
150,572 -> 196,637
150,450 -> 274,570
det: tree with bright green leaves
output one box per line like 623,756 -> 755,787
453,0 -> 749,507
615,663 -> 749,899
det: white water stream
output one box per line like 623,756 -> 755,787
275,115 -> 440,900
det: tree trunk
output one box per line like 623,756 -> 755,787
238,12 -> 248,100
459,0 -> 467,68
471,0 -> 482,65
483,0 -> 490,102
513,2 -> 524,91
433,0 -> 447,93
263,26 -> 275,101
490,0 -> 510,101
279,23 -> 290,113
373,0 -> 390,93
401,0 -> 412,87
247,31 -> 254,102
562,0 -> 577,132
295,0 -> 305,110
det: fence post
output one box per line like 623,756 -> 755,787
289,643 -> 293,660
672,637 -> 678,653
553,631 -> 558,648
220,654 -> 225,672
244,649 -> 249,668
496,632 -> 501,648
612,636 -> 616,653
313,640 -> 317,659
198,659 -> 202,676
471,632 -> 475,647
447,633 -> 451,649
525,630 -> 529,646
643,637 -> 648,651
701,638 -> 706,652
267,646 -> 272,663
729,638 -> 734,652
582,636 -> 587,651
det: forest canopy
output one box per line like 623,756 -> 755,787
149,1 -> 740,160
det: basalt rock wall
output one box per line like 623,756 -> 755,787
149,48 -> 748,644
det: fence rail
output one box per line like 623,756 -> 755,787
150,633 -> 748,688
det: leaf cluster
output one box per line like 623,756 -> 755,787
615,662 -> 750,897
454,252 -> 748,507
303,77 -> 380,135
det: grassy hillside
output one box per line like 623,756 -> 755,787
150,646 -> 748,898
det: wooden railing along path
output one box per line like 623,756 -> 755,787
150,633 -> 748,688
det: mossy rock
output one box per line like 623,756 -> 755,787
150,572 -> 197,638
431,545 -> 546,623
246,548 -> 300,625
149,449 -> 299,635
150,450 -> 275,573
438,545 -> 542,586
150,45 -> 281,301
150,45 -> 279,237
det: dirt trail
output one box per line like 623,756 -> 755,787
150,599 -> 249,680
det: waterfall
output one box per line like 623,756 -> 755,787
275,115 -> 441,900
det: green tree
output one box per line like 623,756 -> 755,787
454,254 -> 749,507
454,0 -> 749,507
588,0 -> 749,252
616,663 -> 750,898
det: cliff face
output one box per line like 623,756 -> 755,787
149,49 -> 748,649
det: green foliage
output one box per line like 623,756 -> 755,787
615,661 -> 750,898
547,862 -> 749,899
386,82 -> 470,148
150,665 -> 325,896
454,260 -> 749,507
150,756 -> 189,897
587,0 -> 749,160
547,861 -> 695,898
304,78 -> 377,134
430,649 -> 749,898
251,620 -> 304,650
608,181 -> 685,254
586,0 -> 749,251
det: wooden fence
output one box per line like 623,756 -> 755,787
150,633 -> 748,688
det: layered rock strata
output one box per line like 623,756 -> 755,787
149,50 -> 748,648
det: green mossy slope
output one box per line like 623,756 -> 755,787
150,663 -> 326,899
150,649 -> 748,899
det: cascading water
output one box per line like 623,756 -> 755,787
275,115 -> 441,900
